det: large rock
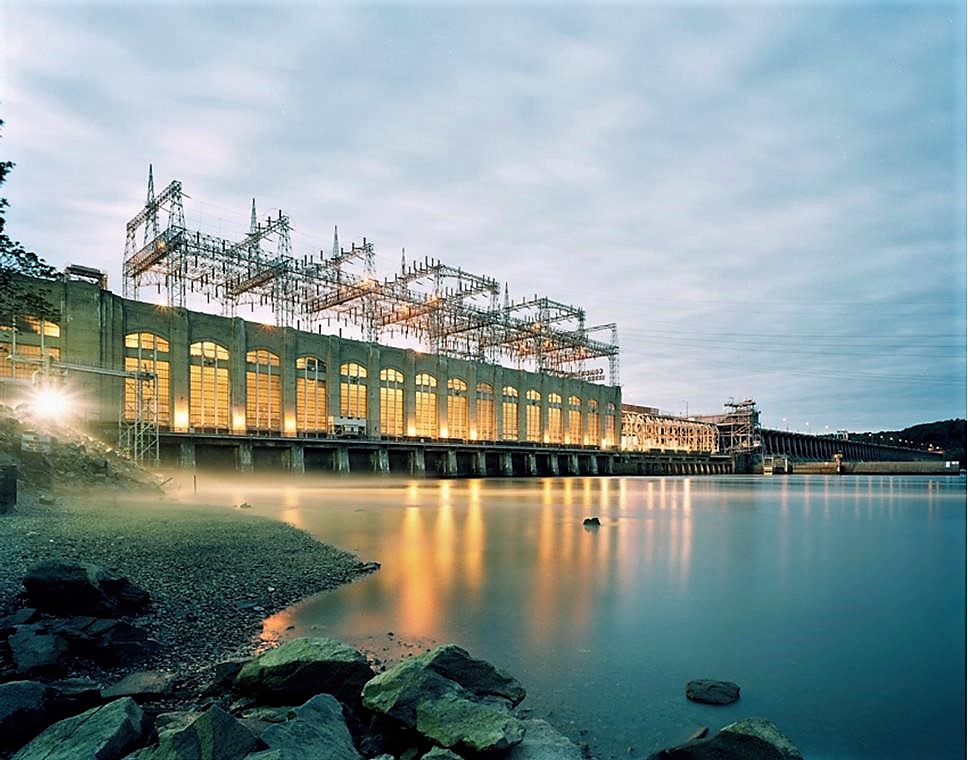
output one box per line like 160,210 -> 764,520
422,748 -> 464,759
102,670 -> 175,702
13,697 -> 147,760
685,679 -> 741,705
362,646 -> 525,753
235,637 -> 373,706
0,680 -> 57,749
422,645 -> 526,705
8,625 -> 69,677
244,694 -> 360,760
23,560 -> 150,617
52,616 -> 159,665
646,717 -> 803,759
507,718 -> 584,760
139,704 -> 259,760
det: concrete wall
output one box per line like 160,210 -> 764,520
5,277 -> 621,446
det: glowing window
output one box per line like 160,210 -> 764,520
587,399 -> 600,446
476,382 -> 496,441
605,402 -> 617,447
339,362 -> 367,418
23,316 -> 60,338
447,378 -> 468,439
0,344 -> 60,381
525,389 -> 541,442
296,356 -> 327,434
547,393 -> 563,444
380,368 -> 404,437
414,373 -> 438,438
502,386 -> 519,441
123,332 -> 170,426
567,395 -> 582,445
245,349 -> 281,433
189,341 -> 230,431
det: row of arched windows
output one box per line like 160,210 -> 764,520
122,332 -> 617,445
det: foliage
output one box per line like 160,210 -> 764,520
0,119 -> 59,321
850,419 -> 966,468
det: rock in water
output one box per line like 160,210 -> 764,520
685,679 -> 741,705
582,517 -> 601,527
646,716 -> 803,759
23,560 -> 150,617
13,697 -> 146,760
234,637 -> 374,705
507,718 -> 585,760
362,645 -> 526,753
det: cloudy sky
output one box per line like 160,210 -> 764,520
2,1 -> 965,432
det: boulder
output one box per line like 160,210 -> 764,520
51,616 -> 159,665
362,647 -> 525,753
48,677 -> 103,714
422,645 -> 526,705
685,679 -> 741,705
582,517 -> 601,527
422,748 -> 464,759
244,694 -> 360,760
646,717 -> 803,759
23,560 -> 150,617
0,680 -> 57,749
13,696 -> 147,760
234,637 -> 373,705
0,608 -> 39,634
8,625 -> 69,677
139,704 -> 259,760
506,718 -> 584,760
102,670 -> 175,702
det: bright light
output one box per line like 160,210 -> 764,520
30,384 -> 72,420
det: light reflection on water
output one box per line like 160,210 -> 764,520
202,474 -> 966,760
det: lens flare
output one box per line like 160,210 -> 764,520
30,385 -> 72,420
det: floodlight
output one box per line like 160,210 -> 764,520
30,384 -> 72,420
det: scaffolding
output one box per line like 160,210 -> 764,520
122,170 -> 621,385
698,398 -> 761,453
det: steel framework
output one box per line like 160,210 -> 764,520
122,170 -> 621,384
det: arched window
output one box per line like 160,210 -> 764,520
124,332 -> 170,427
587,399 -> 600,446
605,402 -> 617,448
414,373 -> 438,438
476,383 -> 495,441
447,378 -> 468,439
380,368 -> 404,437
525,389 -> 541,442
246,349 -> 281,433
567,395 -> 582,445
340,362 -> 367,418
190,341 -> 230,432
0,315 -> 60,382
296,356 -> 327,434
502,386 -> 519,441
547,392 -> 563,444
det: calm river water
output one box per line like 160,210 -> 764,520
223,474 -> 965,759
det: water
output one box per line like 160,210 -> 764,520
225,475 -> 965,759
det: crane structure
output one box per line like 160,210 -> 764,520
122,169 -> 621,385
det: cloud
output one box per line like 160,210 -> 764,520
1,1 -> 964,431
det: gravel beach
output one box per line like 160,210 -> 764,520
0,485 -> 371,691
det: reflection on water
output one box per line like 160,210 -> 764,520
205,475 -> 966,760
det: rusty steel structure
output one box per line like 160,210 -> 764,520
620,404 -> 719,454
694,398 -> 762,453
123,169 -> 620,384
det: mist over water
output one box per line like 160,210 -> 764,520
188,474 -> 967,759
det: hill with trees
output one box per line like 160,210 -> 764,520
849,419 -> 966,468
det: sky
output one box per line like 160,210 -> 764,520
1,1 -> 965,433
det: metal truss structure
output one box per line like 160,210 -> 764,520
123,169 -> 621,384
620,404 -> 718,453
696,398 -> 761,453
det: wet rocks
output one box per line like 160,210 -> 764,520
0,680 -> 57,749
685,679 -> 741,705
13,697 -> 147,760
234,636 -> 374,706
101,670 -> 176,702
23,560 -> 150,617
140,704 -> 259,760
362,644 -> 527,753
646,717 -> 803,759
248,694 -> 360,760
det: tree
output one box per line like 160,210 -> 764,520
0,119 -> 59,321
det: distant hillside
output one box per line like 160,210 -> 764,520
849,419 -> 966,467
